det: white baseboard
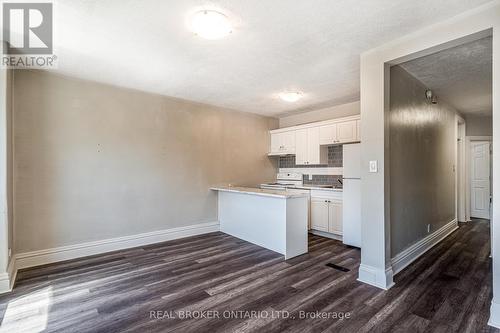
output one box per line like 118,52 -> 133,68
391,219 -> 458,275
0,257 -> 17,294
0,272 -> 9,294
489,300 -> 500,329
309,229 -> 342,241
14,221 -> 220,271
358,264 -> 395,290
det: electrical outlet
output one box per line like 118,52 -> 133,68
427,224 -> 431,233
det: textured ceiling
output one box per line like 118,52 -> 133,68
400,37 -> 492,116
40,0 -> 492,116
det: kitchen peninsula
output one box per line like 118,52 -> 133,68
211,185 -> 308,259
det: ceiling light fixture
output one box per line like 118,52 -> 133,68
279,91 -> 303,103
190,10 -> 232,40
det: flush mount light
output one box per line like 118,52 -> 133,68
190,10 -> 232,39
279,91 -> 303,103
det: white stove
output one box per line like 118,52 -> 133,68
260,172 -> 303,190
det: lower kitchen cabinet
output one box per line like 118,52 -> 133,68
310,191 -> 343,236
311,197 -> 329,231
328,199 -> 342,234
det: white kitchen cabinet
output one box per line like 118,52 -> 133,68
311,197 -> 329,231
295,128 -> 327,165
319,120 -> 359,145
307,127 -> 321,164
319,124 -> 337,145
294,129 -> 308,165
269,115 -> 361,156
337,120 -> 357,143
328,199 -> 343,234
269,131 -> 295,154
310,190 -> 343,236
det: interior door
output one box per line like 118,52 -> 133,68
470,141 -> 491,219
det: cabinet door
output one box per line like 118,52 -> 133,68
295,129 -> 308,165
270,133 -> 281,153
281,131 -> 296,153
337,120 -> 357,143
307,127 -> 320,164
328,200 -> 343,234
356,120 -> 361,142
319,124 -> 337,145
311,198 -> 329,231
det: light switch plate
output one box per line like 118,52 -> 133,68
369,160 -> 378,173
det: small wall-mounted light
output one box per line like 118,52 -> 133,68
425,89 -> 438,104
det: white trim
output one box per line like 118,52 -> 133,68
391,219 -> 458,275
467,138 -> 492,220
0,257 -> 16,294
270,115 -> 360,134
14,221 -> 220,270
457,117 -> 467,222
489,300 -> 500,329
465,136 -> 493,221
309,229 -> 343,241
0,272 -> 9,294
279,167 -> 343,176
357,264 -> 395,290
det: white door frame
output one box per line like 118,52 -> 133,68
466,136 -> 492,221
456,116 -> 466,222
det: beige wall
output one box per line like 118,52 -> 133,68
13,70 -> 277,253
389,66 -> 456,257
465,114 -> 492,136
278,101 -> 359,127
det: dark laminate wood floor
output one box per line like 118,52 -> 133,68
0,219 -> 497,333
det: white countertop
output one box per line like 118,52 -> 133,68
211,185 -> 309,199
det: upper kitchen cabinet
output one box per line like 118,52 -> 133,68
336,120 -> 357,143
269,130 -> 295,155
319,124 -> 337,145
268,115 -> 360,156
295,127 -> 327,165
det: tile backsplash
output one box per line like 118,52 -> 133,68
279,145 -> 343,187
279,145 -> 343,168
303,175 -> 343,186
